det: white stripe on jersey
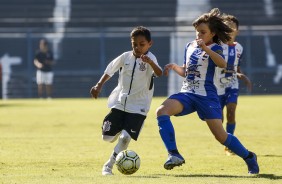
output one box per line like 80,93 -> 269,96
214,43 -> 243,95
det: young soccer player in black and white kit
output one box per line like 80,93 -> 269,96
90,26 -> 162,175
214,14 -> 252,156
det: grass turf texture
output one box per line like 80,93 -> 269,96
0,96 -> 282,184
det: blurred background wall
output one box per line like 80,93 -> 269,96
0,0 -> 281,98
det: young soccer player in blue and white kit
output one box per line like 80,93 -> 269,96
156,8 -> 259,174
90,26 -> 162,175
214,14 -> 252,156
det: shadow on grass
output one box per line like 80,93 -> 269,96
260,154 -> 282,158
0,102 -> 44,108
0,103 -> 28,107
154,173 -> 281,180
129,175 -> 161,179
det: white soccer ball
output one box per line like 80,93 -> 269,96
115,150 -> 140,175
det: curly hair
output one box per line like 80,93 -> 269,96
192,8 -> 233,44
130,26 -> 151,42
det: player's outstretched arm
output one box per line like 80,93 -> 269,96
90,74 -> 111,99
237,73 -> 252,92
164,63 -> 185,77
237,67 -> 252,92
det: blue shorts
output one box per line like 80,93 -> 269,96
169,92 -> 222,121
218,88 -> 239,109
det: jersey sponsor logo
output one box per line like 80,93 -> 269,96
186,64 -> 201,80
220,76 -> 232,84
182,80 -> 200,93
219,75 -> 236,88
102,120 -> 111,132
193,47 -> 202,55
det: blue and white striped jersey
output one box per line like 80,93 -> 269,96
214,43 -> 243,95
180,40 -> 224,97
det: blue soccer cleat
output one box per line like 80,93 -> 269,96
164,154 -> 185,170
245,152 -> 259,174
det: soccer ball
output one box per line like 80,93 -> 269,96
115,150 -> 140,175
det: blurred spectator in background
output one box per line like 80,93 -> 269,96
34,39 -> 55,99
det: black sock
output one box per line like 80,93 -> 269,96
112,152 -> 117,159
244,152 -> 253,160
169,149 -> 180,155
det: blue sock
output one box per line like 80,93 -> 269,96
223,133 -> 249,159
157,115 -> 177,152
226,122 -> 236,135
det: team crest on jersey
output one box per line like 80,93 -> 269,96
230,48 -> 235,56
215,49 -> 223,55
103,120 -> 111,132
139,62 -> 146,71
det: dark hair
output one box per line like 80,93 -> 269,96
192,8 -> 233,44
130,26 -> 151,42
40,38 -> 48,46
223,14 -> 239,29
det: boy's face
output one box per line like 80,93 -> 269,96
131,35 -> 152,57
195,23 -> 215,45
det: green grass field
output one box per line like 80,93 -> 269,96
1,96 -> 282,184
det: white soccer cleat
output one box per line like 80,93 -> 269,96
102,165 -> 114,175
164,154 -> 185,170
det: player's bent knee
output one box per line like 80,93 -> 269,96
119,130 -> 131,145
156,106 -> 166,116
102,135 -> 116,142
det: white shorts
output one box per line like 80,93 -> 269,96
36,70 -> 54,85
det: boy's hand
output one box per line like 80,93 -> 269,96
35,62 -> 43,69
90,83 -> 102,99
163,63 -> 175,76
140,54 -> 152,64
196,39 -> 206,48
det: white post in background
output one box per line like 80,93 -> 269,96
0,54 -> 22,99
264,0 -> 275,18
50,0 -> 71,60
168,0 -> 210,95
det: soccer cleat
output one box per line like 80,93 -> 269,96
102,165 -> 114,175
164,154 -> 185,170
244,152 -> 259,174
225,147 -> 235,156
